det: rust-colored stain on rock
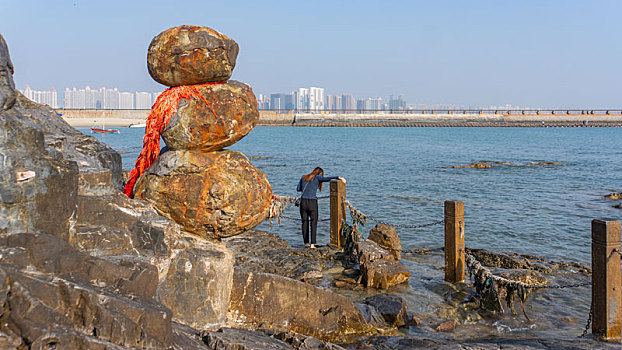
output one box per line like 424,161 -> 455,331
162,80 -> 258,151
147,25 -> 239,87
133,149 -> 272,239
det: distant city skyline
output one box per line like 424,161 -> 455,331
22,83 -> 532,111
3,1 -> 621,108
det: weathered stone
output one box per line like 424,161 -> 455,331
358,294 -> 409,328
368,223 -> 402,260
0,109 -> 78,237
134,149 -> 273,238
605,192 -> 622,200
229,268 -> 371,341
147,25 -> 239,86
202,328 -> 292,350
357,240 -> 410,289
1,265 -> 173,348
157,243 -> 234,329
224,231 -> 334,281
162,80 -> 259,151
0,34 -> 16,111
435,320 -> 456,332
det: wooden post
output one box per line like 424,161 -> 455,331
445,200 -> 465,283
592,219 -> 621,342
330,179 -> 346,248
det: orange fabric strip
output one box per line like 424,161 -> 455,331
123,81 -> 224,198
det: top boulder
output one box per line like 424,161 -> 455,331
147,25 -> 239,87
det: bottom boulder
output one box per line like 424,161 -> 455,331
133,149 -> 273,239
357,240 -> 410,289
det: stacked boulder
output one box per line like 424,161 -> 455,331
131,25 -> 272,239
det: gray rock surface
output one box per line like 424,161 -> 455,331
229,268 -> 371,341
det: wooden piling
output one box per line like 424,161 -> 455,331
445,200 -> 465,283
591,219 -> 621,342
330,179 -> 346,248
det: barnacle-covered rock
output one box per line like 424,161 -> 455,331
162,80 -> 259,151
147,25 -> 239,86
133,149 -> 272,239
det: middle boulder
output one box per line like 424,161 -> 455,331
133,149 -> 272,239
161,80 -> 259,151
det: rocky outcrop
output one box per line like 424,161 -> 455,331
229,268 -> 371,341
162,80 -> 259,151
368,223 -> 402,260
147,25 -> 239,86
355,295 -> 409,329
357,240 -> 411,289
0,34 -> 15,110
133,149 -> 272,238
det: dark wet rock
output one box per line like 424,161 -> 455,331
466,248 -> 590,275
147,25 -> 239,86
368,223 -> 402,260
133,149 -> 273,239
261,329 -> 347,350
357,294 -> 409,328
229,268 -> 371,341
162,80 -> 259,152
605,192 -> 622,200
451,162 -> 491,169
357,240 -> 410,289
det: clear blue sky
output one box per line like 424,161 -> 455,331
1,0 -> 620,108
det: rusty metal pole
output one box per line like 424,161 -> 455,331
330,179 -> 346,248
445,200 -> 465,283
592,219 -> 621,342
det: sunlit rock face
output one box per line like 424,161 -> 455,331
147,25 -> 239,87
133,149 -> 273,239
162,80 -> 259,151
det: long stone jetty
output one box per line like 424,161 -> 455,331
57,109 -> 622,127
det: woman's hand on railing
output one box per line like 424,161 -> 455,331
338,176 -> 346,184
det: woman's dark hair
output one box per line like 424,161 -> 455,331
303,167 -> 325,191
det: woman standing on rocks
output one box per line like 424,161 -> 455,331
297,167 -> 345,248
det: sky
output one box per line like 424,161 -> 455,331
0,0 -> 620,108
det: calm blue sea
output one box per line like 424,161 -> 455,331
84,126 -> 622,264
82,126 -> 622,339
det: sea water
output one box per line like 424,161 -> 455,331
83,126 -> 622,339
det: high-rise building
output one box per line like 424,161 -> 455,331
135,91 -> 152,109
342,94 -> 356,110
104,88 -> 120,109
119,92 -> 134,109
389,95 -> 407,110
21,85 -> 58,108
308,87 -> 324,111
270,93 -> 294,110
326,95 -> 342,111
295,88 -> 309,110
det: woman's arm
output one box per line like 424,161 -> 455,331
316,175 -> 339,183
296,178 -> 303,192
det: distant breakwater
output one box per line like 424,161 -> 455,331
57,109 -> 622,127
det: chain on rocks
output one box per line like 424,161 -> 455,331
465,252 -> 591,319
580,302 -> 593,337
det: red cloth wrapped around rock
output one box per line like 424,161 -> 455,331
162,80 -> 259,151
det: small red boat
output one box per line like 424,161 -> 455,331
91,128 -> 120,134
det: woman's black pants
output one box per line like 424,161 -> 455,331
299,198 -> 318,244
